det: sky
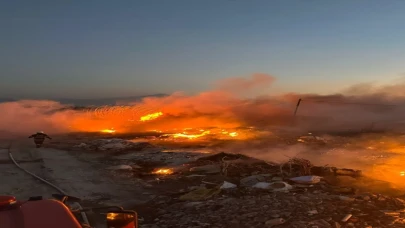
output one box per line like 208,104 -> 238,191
1,0 -> 405,99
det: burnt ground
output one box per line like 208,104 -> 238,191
3,132 -> 405,227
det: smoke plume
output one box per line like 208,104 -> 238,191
3,73 -> 405,192
1,73 -> 405,136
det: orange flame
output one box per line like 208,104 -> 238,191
100,129 -> 116,133
69,107 -> 255,140
171,130 -> 211,139
140,112 -> 163,122
153,168 -> 173,175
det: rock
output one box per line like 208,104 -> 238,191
338,196 -> 355,202
220,181 -> 237,189
271,176 -> 283,181
253,182 -> 271,189
269,182 -> 293,192
240,175 -> 267,187
189,165 -> 221,174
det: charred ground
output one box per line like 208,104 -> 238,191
8,130 -> 401,227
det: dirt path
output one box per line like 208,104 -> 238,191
39,147 -> 150,206
1,139 -> 155,227
0,141 -> 56,200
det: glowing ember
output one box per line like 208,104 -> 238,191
100,129 -> 116,133
140,112 -> 163,122
158,127 -> 255,140
153,168 -> 173,175
172,130 -> 211,139
229,132 -> 238,137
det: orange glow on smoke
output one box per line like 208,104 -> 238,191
64,78 -> 281,138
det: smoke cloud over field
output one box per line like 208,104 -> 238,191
1,73 -> 405,137
3,73 -> 405,192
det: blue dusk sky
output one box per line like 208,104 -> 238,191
1,0 -> 405,99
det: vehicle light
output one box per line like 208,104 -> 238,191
0,196 -> 17,210
0,196 -> 16,206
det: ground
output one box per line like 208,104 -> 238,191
2,132 -> 405,228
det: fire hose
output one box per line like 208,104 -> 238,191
6,142 -> 91,227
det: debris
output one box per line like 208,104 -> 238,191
280,158 -> 313,176
335,168 -> 362,177
271,176 -> 283,181
310,166 -> 362,178
337,196 -> 355,202
201,181 -> 218,186
196,152 -> 252,162
290,175 -> 322,184
179,187 -> 221,201
310,219 -> 332,227
380,210 -> 400,216
253,182 -> 271,189
106,164 -> 133,171
74,139 -> 154,152
77,143 -> 87,148
331,186 -> 356,194
269,182 -> 293,192
189,164 -> 221,174
308,210 -> 318,215
186,174 -> 206,178
341,214 -> 352,222
67,136 -> 405,228
253,181 -> 293,192
220,181 -> 237,189
265,218 -> 285,226
240,174 -> 268,187
295,184 -> 314,188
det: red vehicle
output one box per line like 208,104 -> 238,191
0,194 -> 138,228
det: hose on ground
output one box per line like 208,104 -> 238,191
7,142 -> 90,226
